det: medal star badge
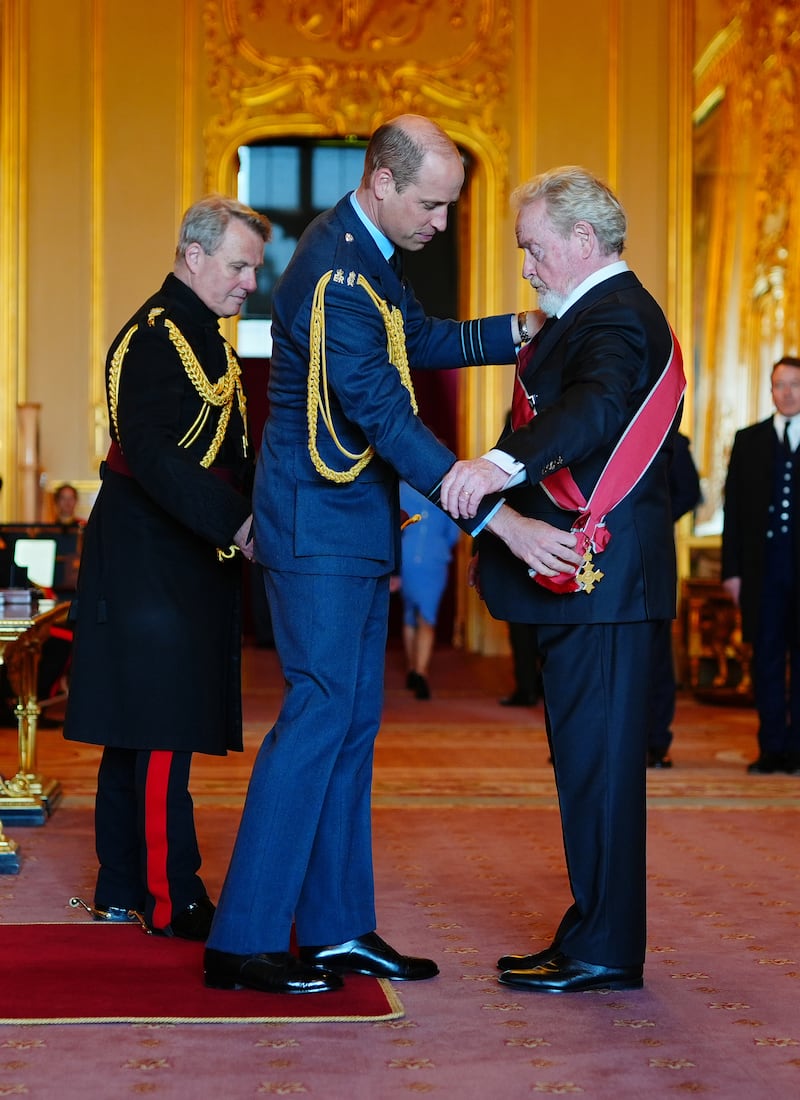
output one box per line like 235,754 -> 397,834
575,548 -> 604,593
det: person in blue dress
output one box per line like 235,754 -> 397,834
398,481 -> 461,699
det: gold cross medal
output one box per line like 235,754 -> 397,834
575,547 -> 604,593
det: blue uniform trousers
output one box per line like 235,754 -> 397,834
208,568 -> 389,955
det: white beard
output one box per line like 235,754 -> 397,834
535,286 -> 567,317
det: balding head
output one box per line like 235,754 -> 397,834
361,114 -> 461,193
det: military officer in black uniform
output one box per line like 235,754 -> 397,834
65,195 -> 271,938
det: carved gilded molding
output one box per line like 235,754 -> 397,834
691,0 -> 800,534
695,2 -> 799,326
202,0 -> 511,196
242,0 -> 467,53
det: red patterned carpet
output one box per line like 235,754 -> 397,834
1,645 -> 799,1098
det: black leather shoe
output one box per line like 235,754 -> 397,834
152,895 -> 216,941
204,949 -> 343,994
299,931 -> 439,981
747,753 -> 786,774
414,675 -> 431,700
497,946 -> 557,971
784,753 -> 800,775
647,750 -> 673,768
499,952 -> 643,993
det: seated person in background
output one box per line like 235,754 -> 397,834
52,483 -> 85,528
398,481 -> 460,700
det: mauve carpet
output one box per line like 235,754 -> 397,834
0,647 -> 798,1098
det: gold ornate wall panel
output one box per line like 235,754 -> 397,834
693,0 -> 800,535
202,0 -> 512,203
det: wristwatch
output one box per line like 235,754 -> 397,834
517,311 -> 531,345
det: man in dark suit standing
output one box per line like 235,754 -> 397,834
204,116 -> 579,995
722,356 -> 800,775
441,166 -> 685,993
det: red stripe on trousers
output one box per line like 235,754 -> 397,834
144,751 -> 173,930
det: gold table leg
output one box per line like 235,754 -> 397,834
9,692 -> 62,819
1,601 -> 66,825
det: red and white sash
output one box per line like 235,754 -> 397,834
512,325 -> 686,593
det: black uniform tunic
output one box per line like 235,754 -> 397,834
64,274 -> 252,757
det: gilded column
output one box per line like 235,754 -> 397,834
0,0 -> 28,517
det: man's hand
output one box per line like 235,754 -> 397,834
440,458 -> 508,518
486,505 -> 583,577
233,514 -> 255,562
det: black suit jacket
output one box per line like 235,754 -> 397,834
721,417 -> 800,641
479,269 -> 679,625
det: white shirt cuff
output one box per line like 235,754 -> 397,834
483,449 -> 527,490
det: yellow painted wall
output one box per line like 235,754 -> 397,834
27,0 -> 94,491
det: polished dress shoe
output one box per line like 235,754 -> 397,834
499,951 -> 643,993
204,949 -> 343,994
784,752 -> 800,775
151,895 -> 216,941
747,752 -> 786,774
299,931 -> 439,981
497,946 -> 557,971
